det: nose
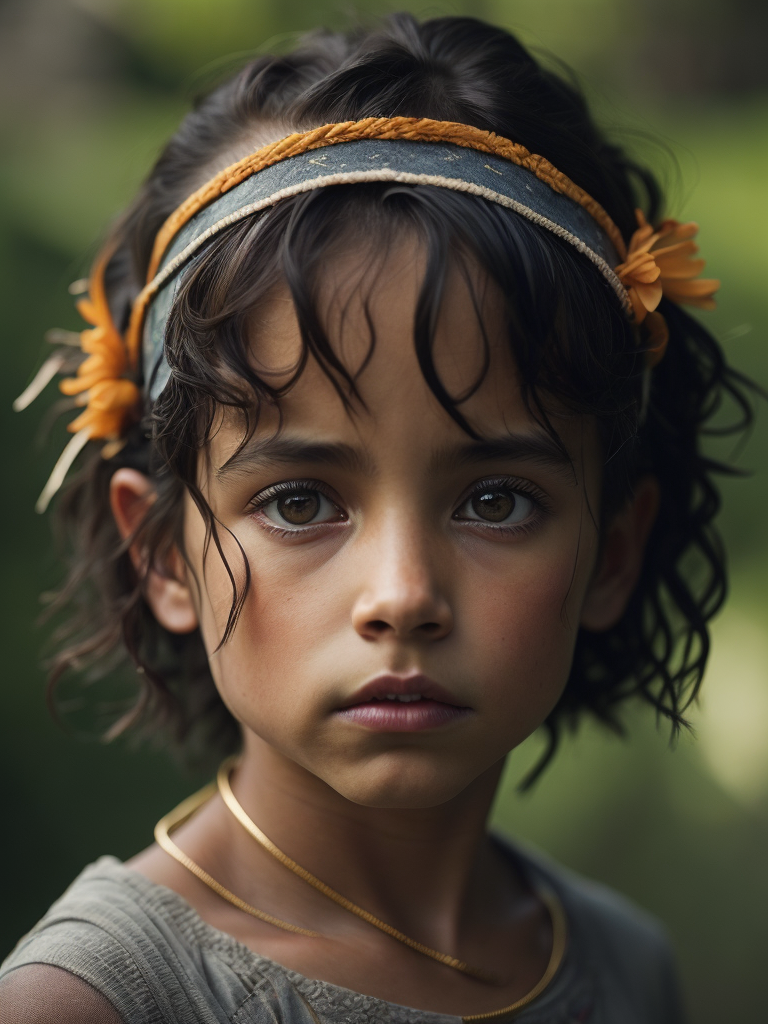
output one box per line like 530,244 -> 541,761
350,516 -> 454,643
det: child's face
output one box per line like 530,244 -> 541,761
184,240 -> 605,809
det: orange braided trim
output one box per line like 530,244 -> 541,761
146,117 -> 626,283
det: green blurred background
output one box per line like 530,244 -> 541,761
1,1 -> 766,1020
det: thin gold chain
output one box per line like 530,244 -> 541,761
154,761 -> 569,1018
461,886 -> 567,1021
154,782 -> 319,936
217,758 -> 497,983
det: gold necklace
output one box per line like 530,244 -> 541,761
155,782 -> 319,936
216,758 -> 495,983
154,760 -> 568,1019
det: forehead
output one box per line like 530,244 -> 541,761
249,236 -> 513,407
211,236 -> 592,470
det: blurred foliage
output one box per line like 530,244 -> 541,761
1,2 -> 766,1022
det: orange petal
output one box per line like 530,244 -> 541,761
631,261 -> 662,286
626,232 -> 659,260
67,407 -> 100,435
617,251 -> 661,287
67,407 -> 123,438
59,353 -> 121,394
657,219 -> 698,242
656,256 -> 707,280
60,375 -> 91,396
651,239 -> 699,261
75,296 -> 99,327
88,378 -> 141,412
628,288 -> 649,322
632,279 -> 663,313
80,324 -> 126,362
66,380 -> 141,439
664,277 -> 720,297
630,232 -> 659,256
626,210 -> 659,256
83,250 -> 119,329
662,277 -> 719,308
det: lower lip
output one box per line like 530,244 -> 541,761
336,700 -> 471,732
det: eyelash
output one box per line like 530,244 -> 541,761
246,477 -> 552,538
246,479 -> 345,538
452,477 -> 552,537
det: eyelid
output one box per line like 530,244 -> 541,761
453,475 -> 551,513
246,478 -> 341,513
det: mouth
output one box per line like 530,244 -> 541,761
336,673 -> 472,732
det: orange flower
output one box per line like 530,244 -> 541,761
59,251 -> 141,440
616,210 -> 720,323
65,378 -> 142,439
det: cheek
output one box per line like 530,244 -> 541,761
199,548 -> 349,718
472,560 -> 574,650
461,540 -> 592,714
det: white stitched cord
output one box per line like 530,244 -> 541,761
142,170 -> 631,314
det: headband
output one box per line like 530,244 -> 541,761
16,117 -> 719,510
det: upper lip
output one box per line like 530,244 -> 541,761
339,672 -> 468,709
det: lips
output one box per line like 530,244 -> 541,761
336,673 -> 472,732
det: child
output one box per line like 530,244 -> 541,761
0,13 -> 752,1023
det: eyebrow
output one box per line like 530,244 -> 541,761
216,435 -> 372,480
433,432 -> 576,478
217,428 -> 575,482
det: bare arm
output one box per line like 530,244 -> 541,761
0,964 -> 123,1024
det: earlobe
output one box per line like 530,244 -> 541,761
580,476 -> 660,632
110,468 -> 199,635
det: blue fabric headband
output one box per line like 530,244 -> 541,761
23,119 -> 718,512
143,137 -> 627,400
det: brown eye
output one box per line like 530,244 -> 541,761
277,492 -> 320,525
456,484 -> 535,528
471,490 -> 516,522
257,486 -> 345,531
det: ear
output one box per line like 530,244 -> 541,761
110,467 -> 199,635
580,476 -> 660,632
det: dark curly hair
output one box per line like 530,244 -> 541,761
49,13 -> 756,779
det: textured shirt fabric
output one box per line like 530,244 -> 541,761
0,844 -> 685,1023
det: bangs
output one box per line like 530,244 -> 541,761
160,183 -> 641,495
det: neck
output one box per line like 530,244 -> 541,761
225,733 -> 513,946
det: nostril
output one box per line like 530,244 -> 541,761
420,622 -> 442,635
367,620 -> 390,634
355,609 -> 453,641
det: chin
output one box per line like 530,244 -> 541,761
322,752 -> 483,809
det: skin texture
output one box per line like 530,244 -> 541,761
0,965 -> 123,1024
106,240 -> 657,1016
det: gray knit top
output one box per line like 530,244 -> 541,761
0,847 -> 685,1023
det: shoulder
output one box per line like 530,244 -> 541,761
546,855 -> 669,951
0,964 -> 123,1024
507,838 -> 671,951
0,857 -> 329,1024
0,856 -> 260,1022
506,840 -> 686,1023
